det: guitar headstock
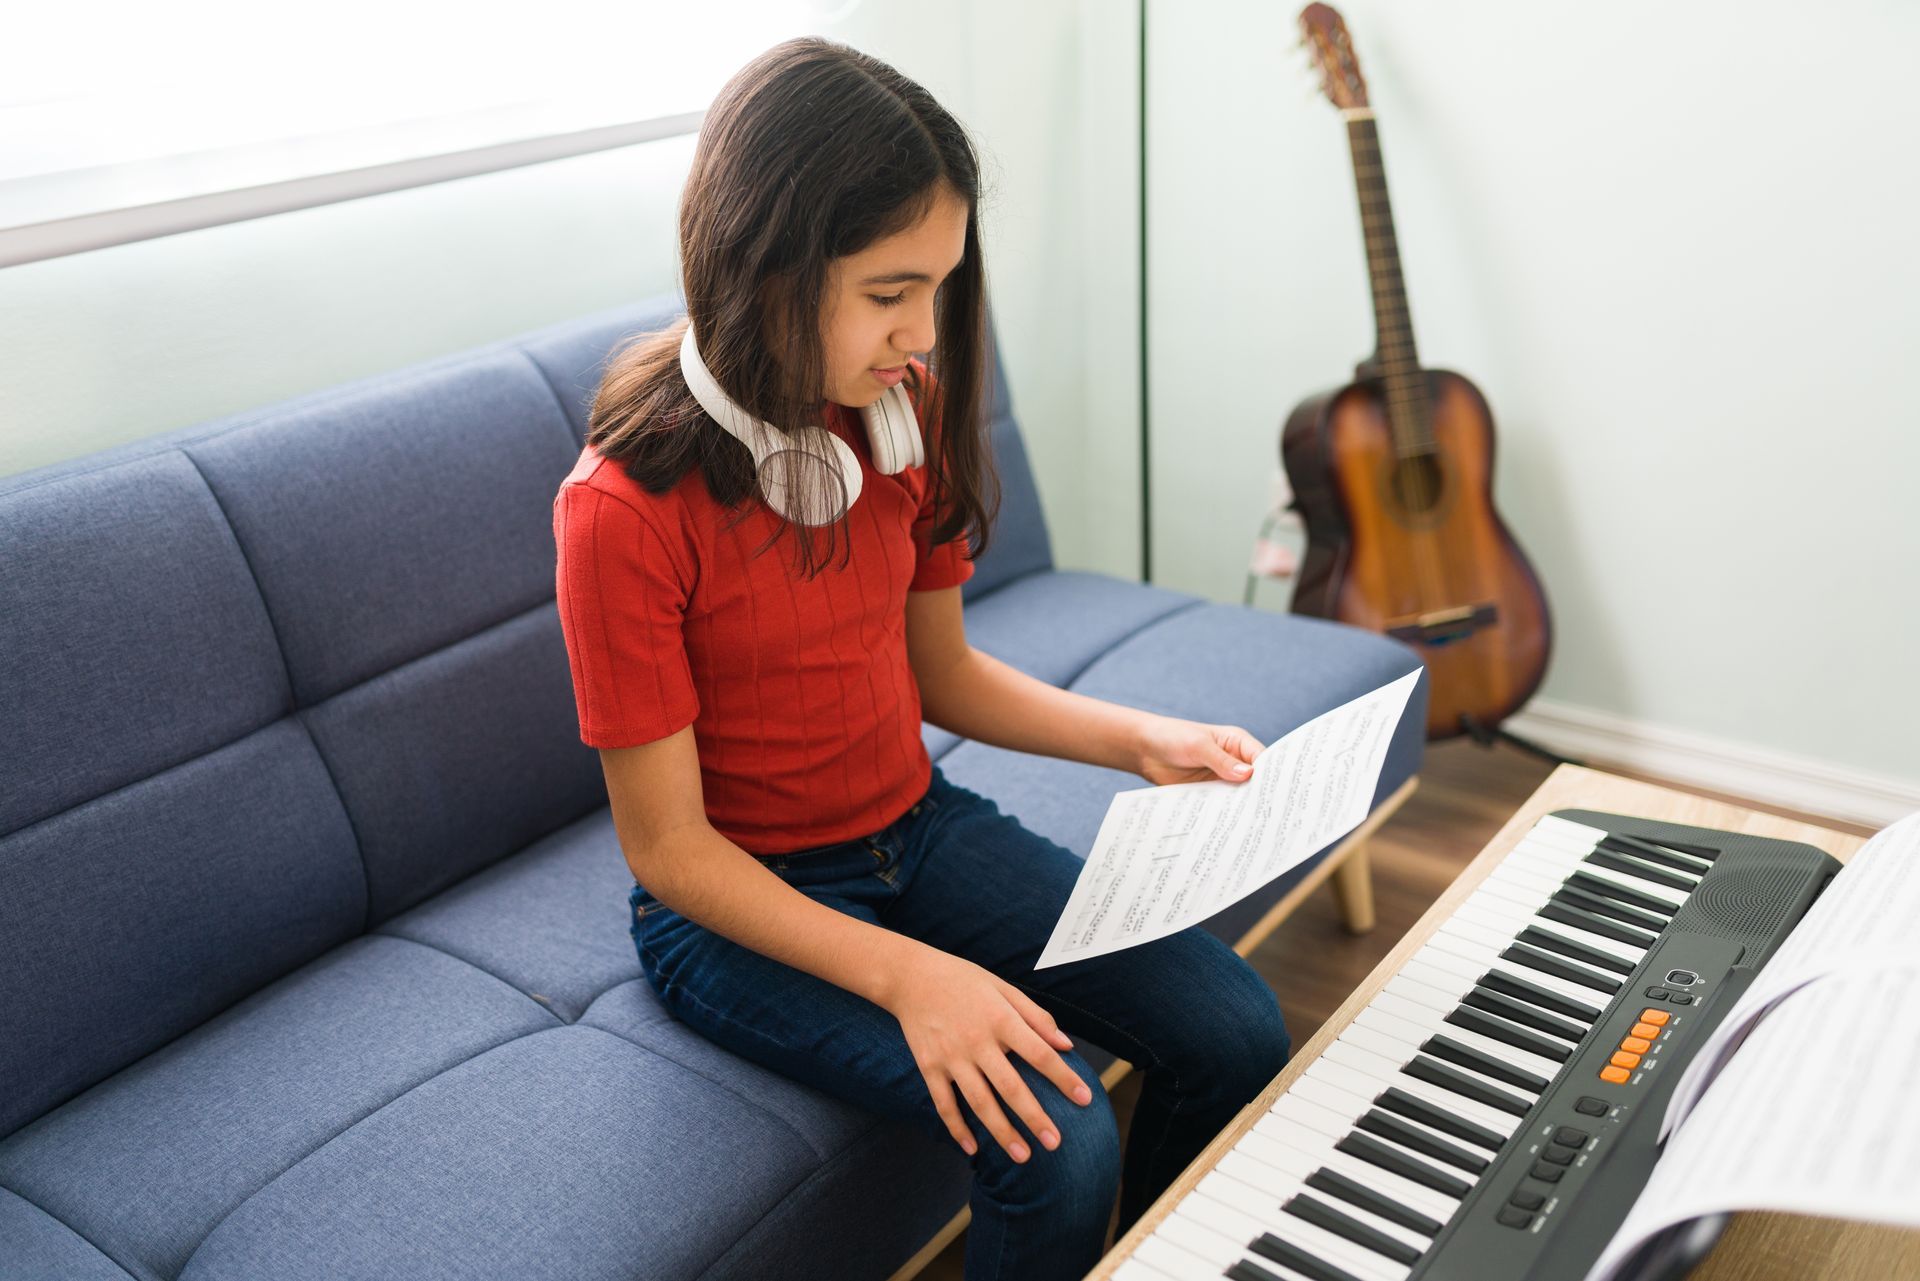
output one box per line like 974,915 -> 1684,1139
1298,3 -> 1370,112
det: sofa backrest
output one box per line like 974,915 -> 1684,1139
0,291 -> 1050,1138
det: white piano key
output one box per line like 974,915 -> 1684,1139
1575,860 -> 1688,908
1483,958 -> 1607,1013
1139,1217 -> 1235,1277
1473,875 -> 1552,914
1112,1257 -> 1182,1281
1305,1044 -> 1519,1136
1170,1199 -> 1322,1281
1383,972 -> 1459,1015
1408,940 -> 1486,983
1205,1165 -> 1433,1256
1532,814 -> 1610,846
1485,859 -> 1566,896
1451,897 -> 1540,935
1293,1067 -> 1375,1121
1359,998 -> 1438,1044
1272,1091 -> 1358,1142
1526,916 -> 1649,963
1438,915 -> 1520,953
1399,957 -> 1477,1002
1182,1191 -> 1406,1281
1324,1033 -> 1416,1085
1246,1121 -> 1461,1223
1426,1021 -> 1563,1082
1112,1257 -> 1183,1281
1343,1017 -> 1421,1064
1132,1229 -> 1219,1279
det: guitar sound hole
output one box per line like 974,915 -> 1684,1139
1387,453 -> 1447,519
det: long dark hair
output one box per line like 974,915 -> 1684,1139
586,37 -> 999,580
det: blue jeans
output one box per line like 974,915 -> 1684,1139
627,763 -> 1291,1281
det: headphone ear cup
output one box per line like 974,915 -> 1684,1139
862,383 -> 925,473
760,430 -> 862,526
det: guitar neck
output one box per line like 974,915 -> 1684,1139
1345,108 -> 1433,457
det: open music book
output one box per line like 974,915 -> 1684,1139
1585,810 -> 1920,1281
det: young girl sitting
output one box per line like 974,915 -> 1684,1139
553,36 -> 1291,1281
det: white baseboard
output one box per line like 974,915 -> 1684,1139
1503,699 -> 1920,831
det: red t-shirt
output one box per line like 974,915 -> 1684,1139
552,364 -> 975,856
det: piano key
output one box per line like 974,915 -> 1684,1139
1555,885 -> 1669,934
1538,900 -> 1659,948
1567,868 -> 1681,915
1246,1228 -> 1374,1281
1112,1258 -> 1181,1281
1478,967 -> 1605,1022
1177,1194 -> 1404,1281
1608,828 -> 1717,863
1599,835 -> 1712,876
1374,1087 -> 1507,1152
1335,1131 -> 1473,1198
1461,986 -> 1589,1043
1134,1231 -> 1225,1280
1533,814 -> 1611,846
1383,972 -> 1462,1016
1446,1005 -> 1572,1062
1472,875 -> 1552,914
1435,915 -> 1524,953
1154,1210 -> 1255,1271
1306,1048 -> 1521,1135
1354,1108 -> 1488,1174
1587,848 -> 1699,892
1198,1169 -> 1414,1273
1286,1193 -> 1425,1267
1244,1127 -> 1462,1225
1418,1032 -> 1551,1094
1419,1021 -> 1563,1082
1483,860 -> 1565,897
1437,945 -> 1609,1012
1361,998 -> 1447,1045
1306,1167 -> 1445,1237
1293,1068 -> 1376,1120
1227,1262 -> 1303,1281
1402,1055 -> 1533,1116
1517,919 -> 1644,968
1271,1091 -> 1359,1142
1501,941 -> 1624,994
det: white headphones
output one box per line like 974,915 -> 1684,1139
678,323 -> 925,527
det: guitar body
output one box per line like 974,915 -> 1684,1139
1281,368 -> 1551,741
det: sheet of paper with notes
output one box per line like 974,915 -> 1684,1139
1034,668 -> 1421,971
1583,810 -> 1920,1281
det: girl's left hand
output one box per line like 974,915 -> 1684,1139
1136,716 -> 1265,786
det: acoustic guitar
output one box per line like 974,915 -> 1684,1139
1281,2 -> 1552,744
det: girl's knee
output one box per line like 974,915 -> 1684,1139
977,1056 -> 1121,1204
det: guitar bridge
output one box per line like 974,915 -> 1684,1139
1385,602 -> 1499,647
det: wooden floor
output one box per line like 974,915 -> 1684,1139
918,738 -> 1880,1278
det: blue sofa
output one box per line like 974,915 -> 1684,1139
0,292 -> 1425,1281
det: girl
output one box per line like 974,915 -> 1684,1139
553,37 -> 1290,1281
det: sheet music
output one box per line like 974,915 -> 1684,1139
1033,668 -> 1420,970
1659,810 -> 1920,1139
1584,962 -> 1920,1281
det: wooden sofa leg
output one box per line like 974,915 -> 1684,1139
1329,841 -> 1376,935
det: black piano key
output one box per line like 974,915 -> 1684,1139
1337,1131 -> 1474,1198
1539,899 -> 1659,948
1404,1054 -> 1534,1117
1249,1232 -> 1364,1281
1503,941 -> 1623,995
1285,1192 -> 1425,1266
1357,1106 -> 1490,1174
1588,849 -> 1698,892
1227,1260 -> 1290,1281
1306,1167 -> 1445,1237
1568,868 -> 1679,917
1377,1086 -> 1508,1152
1461,986 -> 1589,1044
1518,924 -> 1636,976
1599,834 -> 1713,876
1613,830 -> 1719,862
1422,1031 -> 1552,1093
1447,1006 -> 1572,1063
1479,968 -> 1604,1022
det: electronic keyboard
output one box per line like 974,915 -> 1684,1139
1098,809 -> 1843,1281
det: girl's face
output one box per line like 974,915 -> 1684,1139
818,183 -> 968,409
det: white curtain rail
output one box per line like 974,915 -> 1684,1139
0,110 -> 705,269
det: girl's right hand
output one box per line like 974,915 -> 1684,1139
881,944 -> 1095,1162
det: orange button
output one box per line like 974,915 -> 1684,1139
1610,1050 -> 1642,1069
1621,1036 -> 1652,1053
1640,1008 -> 1672,1026
1600,1065 -> 1631,1084
1631,1021 -> 1661,1039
